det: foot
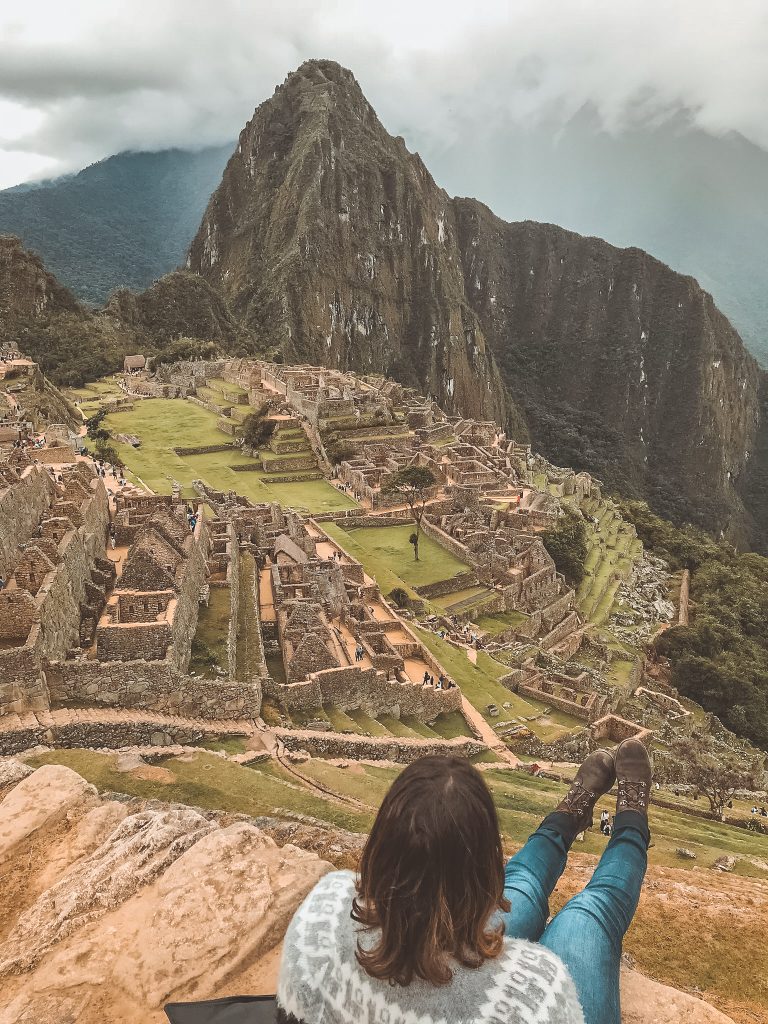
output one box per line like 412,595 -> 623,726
615,738 -> 653,815
556,750 -> 616,832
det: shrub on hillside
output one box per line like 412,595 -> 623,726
542,507 -> 588,585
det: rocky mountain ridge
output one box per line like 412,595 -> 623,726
187,60 -> 767,548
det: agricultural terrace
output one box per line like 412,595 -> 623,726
102,397 -> 357,513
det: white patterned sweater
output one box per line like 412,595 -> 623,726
277,871 -> 584,1024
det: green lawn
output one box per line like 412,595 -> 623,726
416,629 -> 583,742
29,749 -> 767,879
103,398 -> 357,513
27,749 -> 371,832
331,524 -> 469,590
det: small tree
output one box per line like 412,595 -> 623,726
383,465 -> 437,561
242,412 -> 276,450
669,730 -> 764,820
94,440 -> 123,468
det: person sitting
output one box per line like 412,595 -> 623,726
277,740 -> 652,1024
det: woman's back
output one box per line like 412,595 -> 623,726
277,870 -> 584,1024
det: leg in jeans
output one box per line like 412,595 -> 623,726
539,812 -> 649,1024
500,811 -> 578,941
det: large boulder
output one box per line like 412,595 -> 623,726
0,763 -> 332,1023
622,969 -> 736,1023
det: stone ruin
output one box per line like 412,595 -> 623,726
0,460 -> 110,717
197,483 -> 464,730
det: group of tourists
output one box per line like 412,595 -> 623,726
421,670 -> 454,690
750,805 -> 768,817
353,643 -> 365,662
599,808 -> 614,836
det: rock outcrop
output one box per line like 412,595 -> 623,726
0,761 -> 330,1023
188,60 -> 768,548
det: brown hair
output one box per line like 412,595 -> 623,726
351,756 -> 509,987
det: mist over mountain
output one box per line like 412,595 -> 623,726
425,109 -> 768,366
0,145 -> 231,305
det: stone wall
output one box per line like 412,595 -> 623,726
421,516 -> 472,563
0,716 -> 252,756
35,446 -> 75,465
415,571 -> 479,600
517,682 -> 592,721
0,644 -> 45,716
226,525 -> 240,681
0,465 -> 54,578
46,658 -> 261,719
540,611 -> 580,650
173,444 -> 233,457
275,728 -> 485,763
277,665 -> 463,722
259,454 -> 317,474
35,481 -> 110,662
590,714 -> 653,745
169,518 -> 210,674
96,621 -> 172,662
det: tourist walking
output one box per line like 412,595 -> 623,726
277,739 -> 652,1024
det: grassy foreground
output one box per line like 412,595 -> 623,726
26,747 -> 768,1020
29,747 -> 767,877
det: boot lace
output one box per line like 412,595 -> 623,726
617,778 -> 649,812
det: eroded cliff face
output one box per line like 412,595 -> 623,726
187,61 -> 522,434
187,60 -> 766,545
0,234 -> 81,322
453,210 -> 763,540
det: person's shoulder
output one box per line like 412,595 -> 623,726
292,870 -> 356,921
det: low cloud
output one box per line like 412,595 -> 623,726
1,0 -> 767,188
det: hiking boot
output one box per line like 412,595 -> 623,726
555,749 -> 616,832
615,738 -> 653,815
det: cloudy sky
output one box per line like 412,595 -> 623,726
1,0 -> 767,190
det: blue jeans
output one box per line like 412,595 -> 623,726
500,811 -> 648,1024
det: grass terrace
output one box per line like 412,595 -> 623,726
473,609 -> 531,635
29,749 -> 768,877
103,398 -> 357,513
415,628 -> 582,742
576,496 -> 643,625
328,523 -> 469,590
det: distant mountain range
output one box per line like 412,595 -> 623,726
0,146 -> 231,305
